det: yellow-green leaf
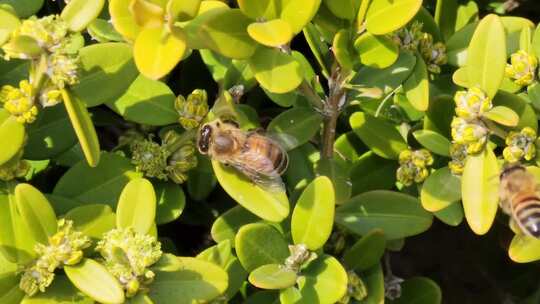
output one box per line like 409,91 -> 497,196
421,167 -> 461,212
133,26 -> 187,79
354,32 -> 399,69
116,178 -> 156,235
167,0 -> 201,23
508,234 -> 540,263
247,19 -> 293,47
212,160 -> 289,222
249,264 -> 297,290
62,89 -> 100,167
461,148 -> 499,235
483,106 -> 519,127
0,8 -> 20,45
466,14 -> 506,98
61,0 -> 105,32
366,0 -> 423,35
109,0 -> 141,41
280,0 -> 321,34
404,55 -> 429,111
249,47 -> 302,94
237,0 -> 278,20
130,0 -> 165,29
15,183 -> 57,245
291,176 -> 335,250
64,258 -> 125,304
0,109 -> 25,166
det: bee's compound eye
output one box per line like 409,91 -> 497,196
198,125 -> 212,154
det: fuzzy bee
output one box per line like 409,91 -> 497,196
499,165 -> 540,238
197,119 -> 289,190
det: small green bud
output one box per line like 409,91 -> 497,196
419,33 -> 447,74
451,117 -> 489,154
505,50 -> 537,86
175,89 -> 209,130
503,127 -> 537,163
339,271 -> 368,303
392,21 -> 423,52
0,156 -> 30,181
396,149 -> 433,186
130,136 -> 172,180
0,80 -> 38,124
284,244 -> 317,273
448,143 -> 468,175
454,87 -> 492,120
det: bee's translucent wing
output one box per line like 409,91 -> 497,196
229,161 -> 286,193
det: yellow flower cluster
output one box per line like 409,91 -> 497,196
19,220 -> 91,296
0,80 -> 38,124
448,143 -> 468,175
396,149 -> 433,186
505,50 -> 537,86
450,87 -> 491,154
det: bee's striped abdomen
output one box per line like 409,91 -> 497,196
513,196 -> 540,238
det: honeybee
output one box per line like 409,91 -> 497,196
197,119 -> 289,190
499,165 -> 540,238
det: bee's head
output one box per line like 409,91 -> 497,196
197,123 -> 213,154
500,164 -> 526,180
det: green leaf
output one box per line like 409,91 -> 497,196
154,181 -> 185,225
343,229 -> 386,271
72,43 -> 139,107
434,0 -> 458,40
211,160 -> 289,222
412,7 -> 443,42
15,183 -> 57,245
291,176 -> 335,250
235,223 -> 289,272
134,26 -> 187,79
508,234 -> 540,263
62,89 -> 100,168
53,152 -> 142,208
461,148 -> 499,235
237,0 -> 278,19
25,105 -> 77,160
116,178 -> 156,234
246,291 -> 280,304
249,264 -> 297,290
483,106 -> 519,127
446,22 -> 476,67
64,258 -> 125,304
421,167 -> 461,212
166,0 -> 201,23
280,0 -> 321,34
109,0 -> 141,41
247,19 -> 293,47
357,263 -> 384,304
0,0 -> 43,18
150,256 -> 228,304
293,255 -> 348,304
21,275 -> 93,304
333,29 -> 355,70
387,277 -> 442,304
64,204 -> 116,239
0,109 -> 25,166
323,0 -> 360,20
533,23 -> 540,60
334,131 -> 366,162
87,19 -> 124,42
433,202 -> 464,227
403,55 -> 429,111
200,9 -> 257,59
130,0 -> 165,29
61,0 -> 105,32
249,47 -> 303,94
211,206 -> 262,245
315,157 -> 352,204
0,186 -> 37,264
0,8 -> 20,46
350,151 -> 398,195
350,112 -> 408,159
365,0 -> 422,35
501,17 -> 534,55
424,95 -> 455,137
187,155 -> 217,201
519,25 -> 532,53
466,14 -> 506,99
336,190 -> 433,239
412,130 -> 451,157
267,107 -> 322,151
493,91 -> 537,132
354,32 -> 399,69
106,75 -> 178,126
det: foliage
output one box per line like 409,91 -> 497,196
1,0 -> 540,303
